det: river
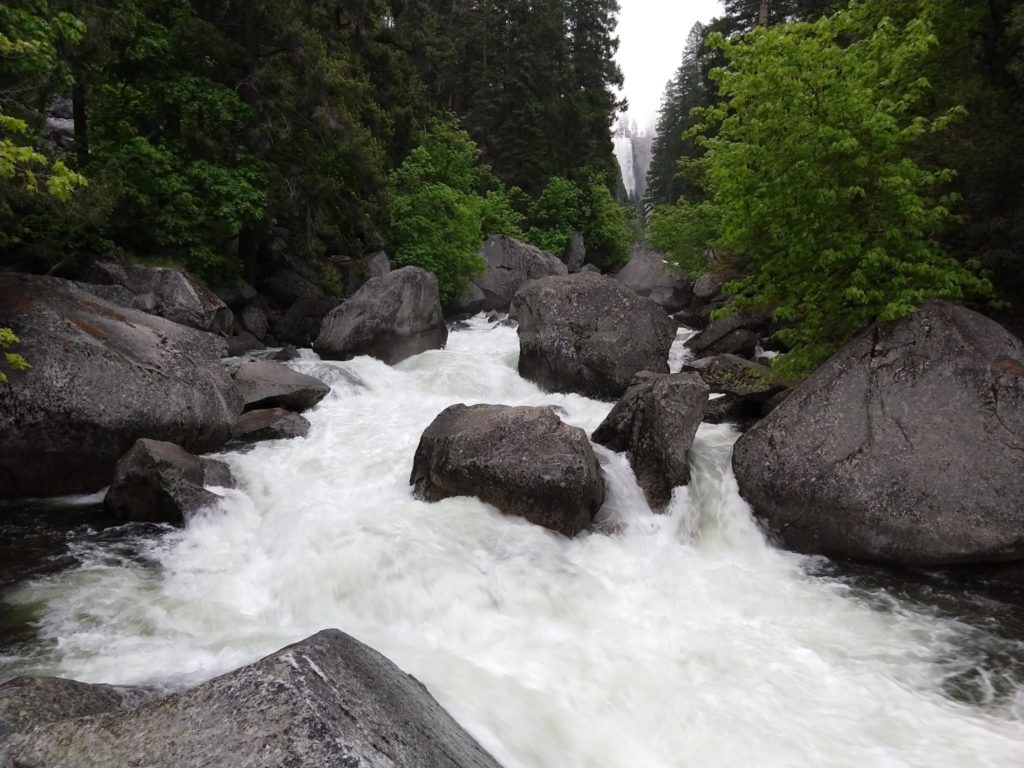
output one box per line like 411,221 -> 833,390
2,314 -> 1024,767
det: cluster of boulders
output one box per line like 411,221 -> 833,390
0,630 -> 503,768
0,241 -> 474,521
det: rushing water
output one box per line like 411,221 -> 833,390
3,315 -> 1024,767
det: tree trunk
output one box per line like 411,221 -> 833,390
72,74 -> 89,165
758,0 -> 771,27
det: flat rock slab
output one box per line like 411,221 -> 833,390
233,360 -> 330,413
2,629 -> 503,768
684,354 -> 785,401
231,408 -> 311,443
593,372 -> 708,510
733,301 -> 1024,566
411,404 -> 605,536
511,272 -> 677,400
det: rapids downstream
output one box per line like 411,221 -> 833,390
3,315 -> 1024,767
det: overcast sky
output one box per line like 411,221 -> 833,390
614,0 -> 724,133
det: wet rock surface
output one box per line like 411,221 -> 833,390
593,372 -> 708,510
733,301 -> 1024,567
1,629 -> 503,768
233,360 -> 330,413
104,439 -> 233,525
411,404 -> 604,536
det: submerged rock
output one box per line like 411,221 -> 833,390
1,629 -> 503,768
411,404 -> 605,536
231,408 -> 311,443
86,261 -> 233,335
615,244 -> 692,313
593,372 -> 708,510
473,235 -> 568,311
511,272 -> 677,400
104,439 -> 233,525
733,301 -> 1024,567
233,360 -> 330,413
315,266 -> 448,364
0,274 -> 242,500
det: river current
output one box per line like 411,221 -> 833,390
2,315 -> 1024,767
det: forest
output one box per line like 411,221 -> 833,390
647,0 -> 1024,373
2,0 -> 1024,374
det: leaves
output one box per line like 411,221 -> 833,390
685,5 -> 991,376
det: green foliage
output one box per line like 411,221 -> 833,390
390,119 -> 507,303
0,2 -> 86,202
524,174 -> 630,269
690,6 -> 991,376
647,200 -> 719,278
0,327 -> 29,384
524,176 -> 586,255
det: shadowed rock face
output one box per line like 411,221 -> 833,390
103,439 -> 233,526
86,261 -> 234,335
231,408 -> 311,443
272,295 -> 342,347
315,267 -> 448,364
473,236 -> 568,311
511,272 -> 677,400
733,301 -> 1024,567
411,404 -> 605,536
1,630 -> 504,768
593,372 -> 708,511
0,274 -> 242,500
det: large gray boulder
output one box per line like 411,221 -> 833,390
733,301 -> 1024,567
473,235 -> 568,311
411,404 -> 605,537
315,266 -> 448,364
511,272 -> 678,400
615,245 -> 692,313
87,261 -> 233,335
0,274 -> 242,500
233,360 -> 330,413
104,439 -> 233,525
593,372 -> 708,510
1,629 -> 502,768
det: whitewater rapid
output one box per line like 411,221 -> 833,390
4,316 -> 1024,767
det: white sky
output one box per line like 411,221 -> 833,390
614,0 -> 724,133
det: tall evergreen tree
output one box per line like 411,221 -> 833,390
644,22 -> 708,208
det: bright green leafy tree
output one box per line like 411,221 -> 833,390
691,5 -> 991,375
389,119 -> 519,303
524,174 -> 631,270
1,1 -> 88,381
